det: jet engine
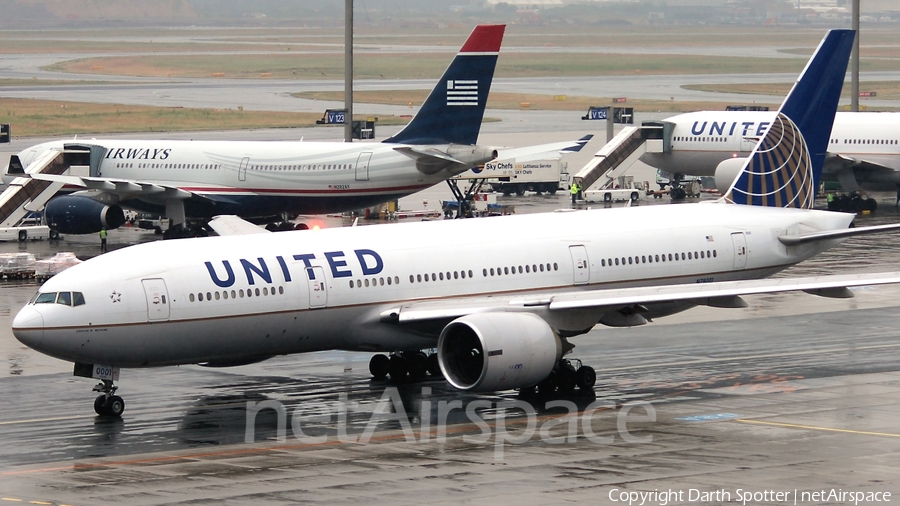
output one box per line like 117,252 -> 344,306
45,195 -> 126,235
437,312 -> 561,392
714,157 -> 749,194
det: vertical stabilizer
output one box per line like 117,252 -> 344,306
383,24 -> 505,146
724,29 -> 855,208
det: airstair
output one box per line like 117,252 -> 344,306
0,147 -> 90,229
572,124 -> 665,191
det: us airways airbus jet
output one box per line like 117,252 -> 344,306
6,25 -> 510,236
15,30 -> 900,418
641,110 -> 900,194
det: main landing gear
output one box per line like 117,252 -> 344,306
93,379 -> 125,417
369,351 -> 443,382
531,359 -> 596,395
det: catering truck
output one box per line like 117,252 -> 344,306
453,159 -> 569,196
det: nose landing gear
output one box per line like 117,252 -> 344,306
92,379 -> 125,417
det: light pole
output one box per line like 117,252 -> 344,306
344,0 -> 354,142
851,0 -> 859,112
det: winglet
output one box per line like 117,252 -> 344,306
723,29 -> 855,209
383,24 -> 505,146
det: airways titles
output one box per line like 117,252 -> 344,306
689,120 -> 771,137
204,249 -> 385,288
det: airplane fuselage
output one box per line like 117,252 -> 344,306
641,111 -> 900,190
13,203 -> 853,369
15,139 -> 456,217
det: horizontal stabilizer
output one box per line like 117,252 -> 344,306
494,134 -> 593,162
778,222 -> 900,246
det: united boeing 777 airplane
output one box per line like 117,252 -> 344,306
15,30 -> 900,418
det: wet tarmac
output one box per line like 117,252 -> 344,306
1,194 -> 900,504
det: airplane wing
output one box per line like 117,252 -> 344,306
26,173 -> 197,200
208,215 -> 270,236
382,271 -> 900,328
493,135 -> 593,163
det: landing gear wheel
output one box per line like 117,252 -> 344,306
94,395 -> 107,415
427,353 -> 442,377
106,396 -> 125,417
576,365 -> 596,390
369,354 -> 390,380
407,351 -> 429,380
556,361 -> 577,393
388,354 -> 408,381
537,371 -> 557,395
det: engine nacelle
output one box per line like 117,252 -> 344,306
446,144 -> 499,166
437,312 -> 561,392
45,195 -> 126,235
714,157 -> 749,194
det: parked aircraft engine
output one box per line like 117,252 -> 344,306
437,312 -> 561,392
715,157 -> 749,194
45,196 -> 126,234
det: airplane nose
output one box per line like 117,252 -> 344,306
12,306 -> 44,349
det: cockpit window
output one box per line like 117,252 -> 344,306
35,292 -> 57,304
31,291 -> 85,306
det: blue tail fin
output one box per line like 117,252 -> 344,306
383,24 -> 505,146
724,29 -> 855,208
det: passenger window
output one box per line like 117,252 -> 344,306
56,292 -> 72,306
190,293 -> 195,302
279,287 -> 284,294
199,293 -> 204,301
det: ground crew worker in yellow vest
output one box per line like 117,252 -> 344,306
100,228 -> 108,253
571,181 -> 580,204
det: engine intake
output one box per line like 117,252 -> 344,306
45,195 -> 126,234
438,312 -> 561,392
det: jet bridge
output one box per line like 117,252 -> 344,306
0,146 -> 93,230
572,123 -> 668,192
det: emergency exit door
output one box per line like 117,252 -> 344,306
142,278 -> 170,321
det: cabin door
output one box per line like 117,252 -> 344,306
731,232 -> 747,270
141,278 -> 170,321
355,152 -> 372,181
569,245 -> 590,285
238,157 -> 250,181
306,266 -> 327,309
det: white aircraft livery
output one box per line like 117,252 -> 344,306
15,29 -> 900,418
641,110 -> 900,193
6,25 -> 507,236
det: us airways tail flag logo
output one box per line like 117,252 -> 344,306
383,24 -> 504,145
724,112 -> 814,209
447,80 -> 479,106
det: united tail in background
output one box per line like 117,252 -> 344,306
724,29 -> 855,209
384,24 -> 505,145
